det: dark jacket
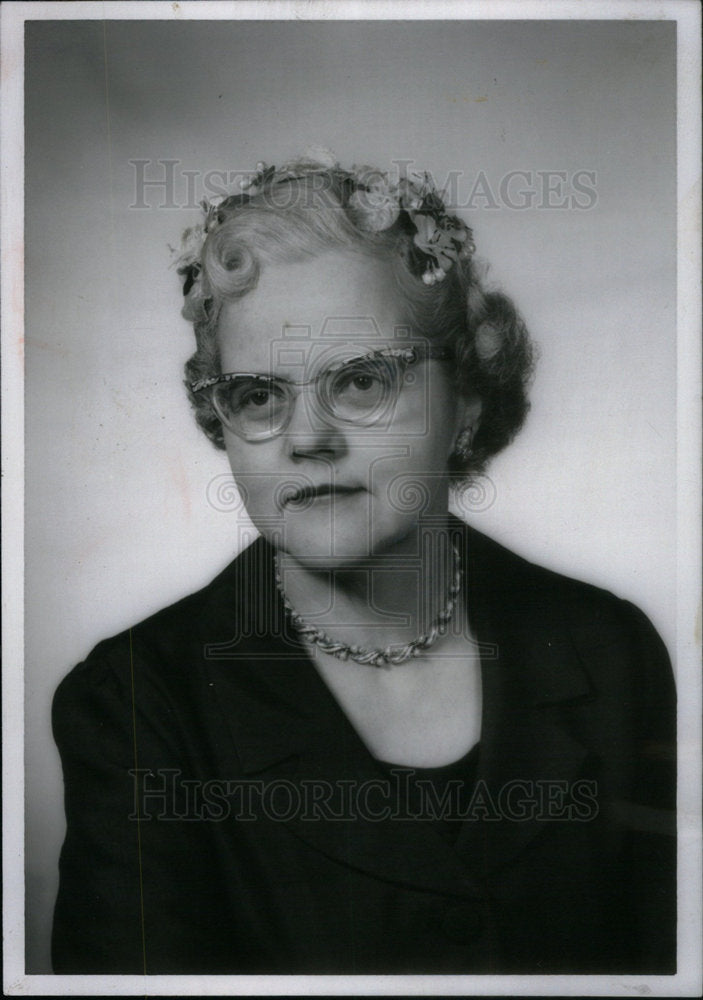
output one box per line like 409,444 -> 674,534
52,520 -> 676,974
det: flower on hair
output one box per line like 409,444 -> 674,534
397,172 -> 476,284
175,154 -> 476,294
239,161 -> 276,195
241,149 -> 338,195
412,213 -> 467,274
351,165 -> 390,191
475,321 -> 502,360
347,185 -> 400,232
171,195 -> 232,294
299,144 -> 338,168
171,222 -> 207,295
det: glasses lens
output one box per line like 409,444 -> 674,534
323,354 -> 404,425
212,377 -> 290,439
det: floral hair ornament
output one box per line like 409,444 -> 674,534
172,149 -> 476,295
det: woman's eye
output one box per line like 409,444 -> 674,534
350,373 -> 376,391
337,365 -> 384,392
245,389 -> 273,407
233,382 -> 285,412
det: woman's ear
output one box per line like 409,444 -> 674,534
453,394 -> 482,444
449,395 -> 482,462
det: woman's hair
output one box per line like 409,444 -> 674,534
180,160 -> 535,479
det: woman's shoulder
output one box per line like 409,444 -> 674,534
54,537 -> 272,713
461,518 -> 662,628
456,518 -> 673,693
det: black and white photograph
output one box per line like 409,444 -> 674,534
2,0 -> 701,994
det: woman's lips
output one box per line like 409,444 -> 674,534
283,484 -> 365,508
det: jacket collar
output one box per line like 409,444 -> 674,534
202,519 -> 594,894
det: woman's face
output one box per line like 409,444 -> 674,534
216,251 -> 475,565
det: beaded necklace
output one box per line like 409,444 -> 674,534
275,544 -> 462,668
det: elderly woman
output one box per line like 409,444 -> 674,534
52,155 -> 676,975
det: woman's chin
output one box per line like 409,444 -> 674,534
276,528 -> 375,567
268,513 -> 425,569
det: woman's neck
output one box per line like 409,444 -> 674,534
275,517 -> 461,653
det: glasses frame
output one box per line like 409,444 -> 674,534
191,344 -> 453,441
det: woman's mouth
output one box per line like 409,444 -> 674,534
282,484 -> 365,509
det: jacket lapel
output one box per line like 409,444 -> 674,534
203,525 -> 594,896
456,524 -> 594,877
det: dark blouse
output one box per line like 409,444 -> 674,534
376,743 -> 481,846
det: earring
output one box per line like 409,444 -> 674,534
454,427 -> 474,461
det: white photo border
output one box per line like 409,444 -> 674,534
2,1 -> 701,996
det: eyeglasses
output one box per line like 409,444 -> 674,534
191,344 -> 452,441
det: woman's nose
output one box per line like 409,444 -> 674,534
284,390 -> 349,463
